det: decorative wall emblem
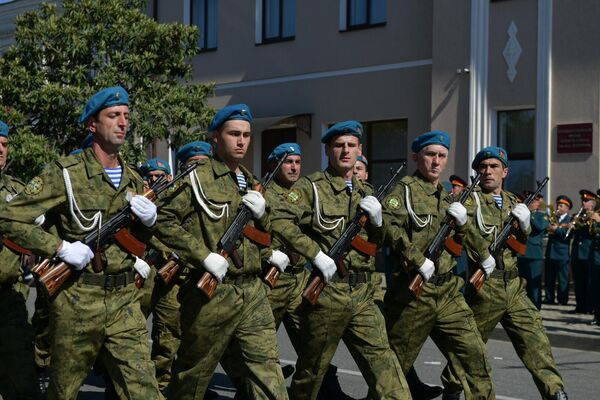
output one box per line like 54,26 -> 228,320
502,22 -> 522,83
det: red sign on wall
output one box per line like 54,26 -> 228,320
557,123 -> 593,154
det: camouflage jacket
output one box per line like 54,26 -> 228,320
382,171 -> 464,275
0,171 -> 25,284
271,166 -> 382,273
463,187 -> 530,271
154,158 -> 270,276
0,148 -> 150,275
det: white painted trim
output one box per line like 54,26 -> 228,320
339,0 -> 347,31
536,0 -> 552,197
468,0 -> 490,171
215,59 -> 433,91
255,0 -> 263,44
183,0 -> 191,25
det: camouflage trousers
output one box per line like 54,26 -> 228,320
0,282 -> 41,400
47,275 -> 161,400
441,275 -> 564,397
290,279 -> 411,400
221,268 -> 309,392
384,273 -> 494,400
32,282 -> 52,369
170,275 -> 288,400
140,269 -> 182,391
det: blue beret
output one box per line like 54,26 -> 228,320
79,86 -> 129,124
81,133 -> 93,149
471,146 -> 509,169
176,141 -> 213,163
0,120 -> 8,137
321,120 -> 363,144
357,155 -> 368,166
140,158 -> 171,177
208,104 -> 253,132
267,142 -> 301,163
69,149 -> 83,156
411,131 -> 451,153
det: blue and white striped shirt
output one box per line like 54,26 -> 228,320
345,180 -> 353,192
237,173 -> 247,190
493,194 -> 503,208
105,167 -> 122,188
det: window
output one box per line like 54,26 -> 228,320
362,119 -> 407,191
262,0 -> 296,43
345,0 -> 386,30
192,0 -> 218,50
497,109 -> 535,193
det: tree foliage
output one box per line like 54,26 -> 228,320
0,0 -> 213,181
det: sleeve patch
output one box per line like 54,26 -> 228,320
24,176 -> 44,196
385,194 -> 401,210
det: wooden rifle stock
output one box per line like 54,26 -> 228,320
302,272 -> 326,305
469,268 -> 486,291
38,261 -> 72,297
197,248 -> 228,298
262,266 -> 280,289
31,258 -> 53,278
158,259 -> 182,285
408,273 -> 424,300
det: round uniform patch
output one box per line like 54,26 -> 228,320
286,190 -> 301,204
464,197 -> 474,207
385,194 -> 401,209
24,176 -> 44,196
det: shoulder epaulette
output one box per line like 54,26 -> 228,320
56,153 -> 83,169
305,171 -> 324,183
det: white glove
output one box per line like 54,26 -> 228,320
312,250 -> 336,283
268,250 -> 291,272
480,255 -> 496,278
360,196 -> 383,227
133,256 -> 151,279
418,258 -> 435,282
57,240 -> 94,270
202,252 -> 229,283
448,202 -> 468,227
242,190 -> 266,219
130,195 -> 157,227
511,203 -> 531,231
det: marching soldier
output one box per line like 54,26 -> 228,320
381,131 -> 494,400
570,190 -> 596,314
0,87 -> 161,399
177,141 -> 213,164
271,121 -> 411,400
442,146 -> 567,400
516,191 -> 549,309
154,104 -> 289,399
0,120 -> 41,399
545,195 -> 573,306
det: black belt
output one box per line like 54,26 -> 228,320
489,269 -> 519,281
330,271 -> 371,286
427,271 -> 454,286
80,270 -> 136,290
285,266 -> 307,275
221,274 -> 257,285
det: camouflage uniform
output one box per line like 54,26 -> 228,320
442,187 -> 565,397
0,172 -> 41,400
155,158 -> 287,400
381,172 -> 495,400
272,167 -> 411,400
0,149 -> 160,400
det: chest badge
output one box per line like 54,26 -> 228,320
24,176 -> 44,196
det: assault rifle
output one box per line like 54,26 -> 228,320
302,163 -> 406,305
35,161 -> 199,297
157,252 -> 181,285
407,172 -> 481,299
469,176 -> 549,292
196,154 -> 289,299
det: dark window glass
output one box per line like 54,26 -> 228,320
497,109 -> 535,193
347,0 -> 386,30
192,0 -> 218,50
263,0 -> 295,42
363,119 -> 408,190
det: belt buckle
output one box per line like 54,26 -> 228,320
104,275 -> 114,291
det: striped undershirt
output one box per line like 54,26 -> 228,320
237,173 -> 247,190
345,180 -> 353,192
493,194 -> 503,208
105,166 -> 122,188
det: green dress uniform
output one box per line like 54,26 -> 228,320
442,187 -> 565,398
0,149 -> 161,400
271,167 -> 411,400
571,217 -> 594,312
545,214 -> 572,305
516,209 -> 549,309
381,172 -> 494,400
590,220 -> 600,325
154,158 -> 288,400
0,172 -> 41,400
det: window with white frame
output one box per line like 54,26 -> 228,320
192,0 -> 218,50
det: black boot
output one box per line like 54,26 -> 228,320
406,366 -> 443,400
548,389 -> 568,400
282,364 -> 295,379
316,364 -> 354,400
441,391 -> 461,400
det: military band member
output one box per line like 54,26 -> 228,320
0,120 -> 41,400
545,195 -> 573,306
272,121 -> 411,400
381,131 -> 494,400
571,190 -> 596,314
0,87 -> 161,399
591,191 -> 600,326
442,146 -> 567,400
154,104 -> 289,399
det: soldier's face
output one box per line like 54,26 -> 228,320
143,170 -> 172,190
325,135 -> 361,173
276,155 -> 301,187
583,198 -> 596,211
451,185 -> 464,197
89,105 -> 129,151
556,203 -> 569,215
353,160 -> 368,181
0,136 -> 8,169
213,120 -> 251,164
477,158 -> 508,194
413,145 -> 448,184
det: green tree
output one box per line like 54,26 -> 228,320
0,0 -> 213,181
